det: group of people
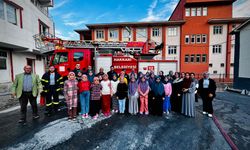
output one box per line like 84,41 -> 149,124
11,64 -> 217,125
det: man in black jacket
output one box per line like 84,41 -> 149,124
41,66 -> 63,116
198,72 -> 217,118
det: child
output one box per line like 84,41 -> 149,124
78,74 -> 91,118
117,78 -> 128,114
128,77 -> 139,115
89,77 -> 102,119
64,72 -> 78,121
87,70 -> 95,83
163,75 -> 172,115
100,74 -> 112,117
138,75 -> 150,115
111,75 -> 119,113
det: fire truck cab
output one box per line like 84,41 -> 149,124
50,49 -> 92,77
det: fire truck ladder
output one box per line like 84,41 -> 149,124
33,33 -> 157,54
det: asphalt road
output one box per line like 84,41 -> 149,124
0,91 -> 249,150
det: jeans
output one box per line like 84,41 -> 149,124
79,91 -> 90,114
118,99 -> 126,113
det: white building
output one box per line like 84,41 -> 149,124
232,19 -> 250,90
0,0 -> 54,93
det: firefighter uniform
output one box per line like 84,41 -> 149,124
41,72 -> 63,115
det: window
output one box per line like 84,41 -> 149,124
0,51 -> 7,70
213,26 -> 223,34
191,8 -> 196,16
191,35 -> 195,43
152,28 -> 160,37
136,28 -> 147,38
202,54 -> 207,62
185,8 -> 190,16
213,70 -> 217,74
52,52 -> 68,65
203,7 -> 207,16
209,64 -> 213,67
196,54 -> 201,62
197,7 -> 201,16
0,0 -> 4,20
185,55 -> 189,62
74,52 -> 84,62
109,29 -> 118,39
190,54 -> 195,62
185,35 -> 190,44
39,21 -> 49,35
196,34 -> 201,43
168,27 -> 177,36
221,63 -> 224,67
202,34 -> 207,43
230,63 -> 234,67
123,29 -> 130,38
96,30 -> 104,39
7,4 -> 17,25
168,46 -> 177,55
213,45 -> 222,53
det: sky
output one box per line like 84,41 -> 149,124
49,0 -> 250,40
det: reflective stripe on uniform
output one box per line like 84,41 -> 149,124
46,103 -> 53,106
43,90 -> 48,93
41,79 -> 49,83
57,77 -> 63,82
56,88 -> 61,91
60,82 -> 64,85
53,102 -> 59,105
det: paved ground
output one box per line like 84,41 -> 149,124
0,91 -> 249,150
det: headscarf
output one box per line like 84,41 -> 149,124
129,79 -> 138,96
137,72 -> 143,83
139,75 -> 149,93
152,76 -> 164,96
112,74 -> 118,82
182,77 -> 192,89
148,72 -> 155,88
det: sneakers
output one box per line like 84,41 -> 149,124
203,112 -> 208,115
166,111 -> 170,115
18,119 -> 27,125
208,114 -> 213,118
82,114 -> 86,119
33,115 -> 40,120
93,115 -> 98,120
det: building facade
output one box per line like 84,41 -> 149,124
232,19 -> 250,90
76,0 -> 248,78
0,0 -> 54,93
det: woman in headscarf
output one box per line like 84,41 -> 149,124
148,72 -> 155,113
171,72 -> 183,113
111,74 -> 119,113
151,76 -> 165,116
159,71 -> 165,82
138,75 -> 150,115
181,73 -> 196,117
128,77 -> 139,115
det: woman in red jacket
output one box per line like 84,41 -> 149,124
78,74 -> 91,118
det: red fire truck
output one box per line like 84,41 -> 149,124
33,33 -> 177,77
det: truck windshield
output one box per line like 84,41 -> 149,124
52,52 -> 68,65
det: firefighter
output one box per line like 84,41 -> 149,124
41,65 -> 63,116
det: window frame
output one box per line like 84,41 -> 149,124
185,35 -> 190,44
202,34 -> 207,43
96,30 -> 104,39
109,29 -> 118,39
197,7 -> 201,16
185,8 -> 190,17
196,54 -> 201,63
6,3 -> 17,25
136,28 -> 147,38
152,27 -> 160,37
212,45 -> 222,54
196,34 -> 201,43
203,7 -> 207,16
191,35 -> 196,44
213,26 -> 223,35
0,0 -> 4,20
0,51 -> 7,70
190,54 -> 195,63
191,8 -> 196,16
168,27 -> 177,36
168,46 -> 177,55
73,52 -> 84,62
202,54 -> 207,62
185,55 -> 189,63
